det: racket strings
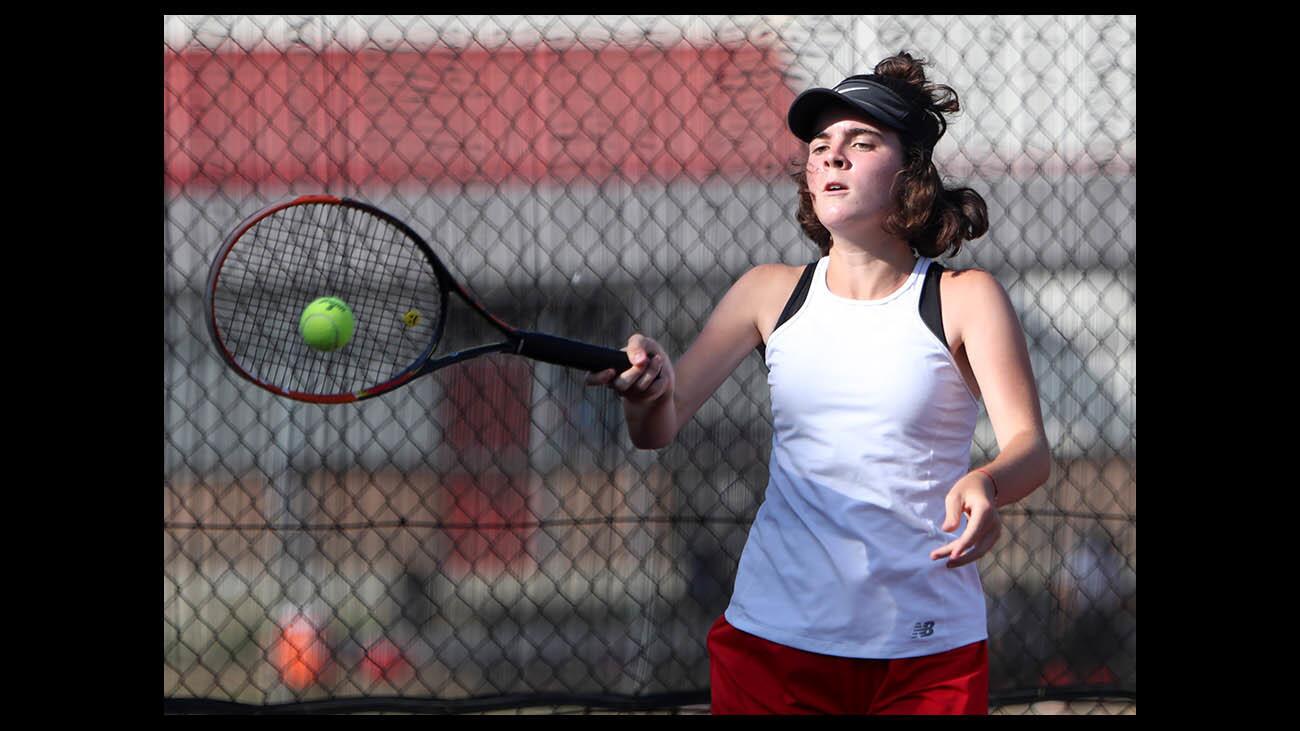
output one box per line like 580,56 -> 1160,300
212,202 -> 445,396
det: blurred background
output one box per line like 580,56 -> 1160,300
163,15 -> 1135,714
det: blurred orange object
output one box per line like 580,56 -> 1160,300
361,638 -> 410,683
273,614 -> 327,690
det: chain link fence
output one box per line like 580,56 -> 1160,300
164,15 -> 1135,713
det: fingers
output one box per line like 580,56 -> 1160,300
944,528 -> 999,568
585,334 -> 650,390
585,335 -> 672,402
612,352 -> 652,390
931,507 -> 1002,568
624,334 -> 656,369
933,472 -> 1000,564
586,368 -> 616,386
634,353 -> 664,390
941,490 -> 962,532
616,353 -> 666,400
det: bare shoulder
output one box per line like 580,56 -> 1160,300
740,262 -> 808,292
726,261 -> 808,309
941,266 -> 1008,300
938,267 -> 1010,346
743,262 -> 813,342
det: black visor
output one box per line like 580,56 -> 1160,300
787,74 -> 924,144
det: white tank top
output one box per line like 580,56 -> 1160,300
723,255 -> 987,659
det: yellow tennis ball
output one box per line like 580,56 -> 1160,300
299,296 -> 355,352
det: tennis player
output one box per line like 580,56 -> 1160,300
588,51 -> 1050,715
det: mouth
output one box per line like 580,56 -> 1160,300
823,182 -> 848,193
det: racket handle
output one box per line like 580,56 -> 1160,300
516,331 -> 632,372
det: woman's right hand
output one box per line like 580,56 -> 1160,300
587,333 -> 674,405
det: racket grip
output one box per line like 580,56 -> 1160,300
516,331 -> 632,372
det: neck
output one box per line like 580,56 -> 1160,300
824,233 -> 916,300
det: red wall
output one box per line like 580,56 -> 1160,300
165,43 -> 800,189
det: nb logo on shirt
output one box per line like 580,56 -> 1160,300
911,621 -> 935,639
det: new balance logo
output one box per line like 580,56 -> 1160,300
911,621 -> 935,639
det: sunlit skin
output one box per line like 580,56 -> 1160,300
804,108 -> 919,301
805,113 -> 905,237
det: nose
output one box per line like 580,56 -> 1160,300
823,148 -> 848,168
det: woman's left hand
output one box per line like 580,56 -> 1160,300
930,472 -> 1002,569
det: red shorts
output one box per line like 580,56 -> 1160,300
707,614 -> 988,715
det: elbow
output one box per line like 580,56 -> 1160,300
1031,437 -> 1053,487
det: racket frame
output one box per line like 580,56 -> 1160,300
206,195 -> 629,404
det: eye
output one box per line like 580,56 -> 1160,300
810,144 -> 828,154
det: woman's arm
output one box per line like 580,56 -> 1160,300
955,269 -> 1052,506
588,264 -> 779,449
932,268 -> 1051,568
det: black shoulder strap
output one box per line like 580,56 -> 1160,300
919,260 -> 948,350
776,261 -> 819,331
756,261 -> 819,356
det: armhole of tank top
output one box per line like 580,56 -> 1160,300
919,260 -> 948,351
756,260 -> 819,359
920,262 -> 981,406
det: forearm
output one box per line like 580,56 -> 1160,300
624,392 -> 678,449
975,431 -> 1052,508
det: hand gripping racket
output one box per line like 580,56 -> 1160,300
205,195 -> 632,403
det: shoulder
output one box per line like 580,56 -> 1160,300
940,266 -> 1004,299
745,261 -> 810,285
946,264 -> 1003,287
726,262 -> 817,343
731,262 -> 811,300
939,267 -> 1019,336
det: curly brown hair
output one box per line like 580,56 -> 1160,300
793,52 -> 988,258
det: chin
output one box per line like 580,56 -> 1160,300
817,211 -> 882,235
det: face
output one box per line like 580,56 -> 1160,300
804,109 -> 906,237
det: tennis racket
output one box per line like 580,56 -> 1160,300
205,194 -> 632,403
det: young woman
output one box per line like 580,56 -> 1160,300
588,52 -> 1051,715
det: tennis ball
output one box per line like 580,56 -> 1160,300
299,296 -> 355,352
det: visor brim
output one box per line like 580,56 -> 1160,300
787,88 -> 909,143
